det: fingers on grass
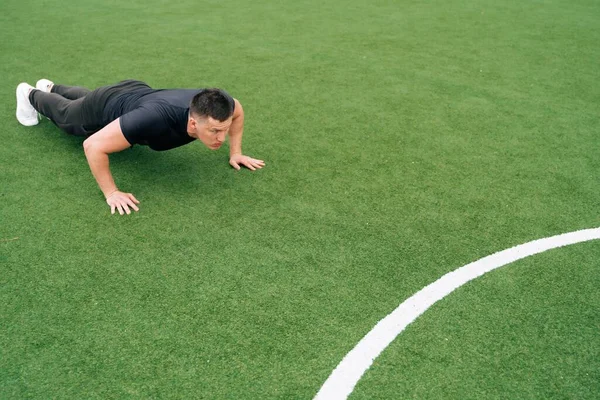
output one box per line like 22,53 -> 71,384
127,199 -> 140,212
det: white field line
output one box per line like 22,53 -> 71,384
314,227 -> 600,400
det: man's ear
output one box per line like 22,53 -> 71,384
190,114 -> 206,128
187,115 -> 200,136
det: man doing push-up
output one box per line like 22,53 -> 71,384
15,79 -> 265,215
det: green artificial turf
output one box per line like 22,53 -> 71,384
1,0 -> 599,398
352,242 -> 600,399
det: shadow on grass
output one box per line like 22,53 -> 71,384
33,121 -> 234,199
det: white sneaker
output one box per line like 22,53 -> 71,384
35,79 -> 54,120
36,78 -> 54,93
16,83 -> 39,126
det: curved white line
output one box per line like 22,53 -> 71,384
315,227 -> 600,400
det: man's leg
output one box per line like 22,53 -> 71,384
36,79 -> 91,100
29,90 -> 97,136
29,90 -> 84,124
51,84 -> 91,100
25,80 -> 137,136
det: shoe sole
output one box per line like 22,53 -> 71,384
16,83 -> 39,126
35,79 -> 54,120
36,79 -> 54,92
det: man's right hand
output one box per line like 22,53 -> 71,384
106,191 -> 140,215
83,118 -> 137,216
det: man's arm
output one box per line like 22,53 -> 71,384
83,118 -> 140,215
228,98 -> 244,157
228,98 -> 265,171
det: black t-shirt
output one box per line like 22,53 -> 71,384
102,81 -> 233,151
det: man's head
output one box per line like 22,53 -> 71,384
187,88 -> 235,150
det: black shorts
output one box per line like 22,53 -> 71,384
30,79 -> 152,137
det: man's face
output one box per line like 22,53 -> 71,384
188,115 -> 233,150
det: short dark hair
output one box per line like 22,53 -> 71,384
190,88 -> 235,121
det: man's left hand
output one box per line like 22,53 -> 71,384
229,154 -> 265,171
